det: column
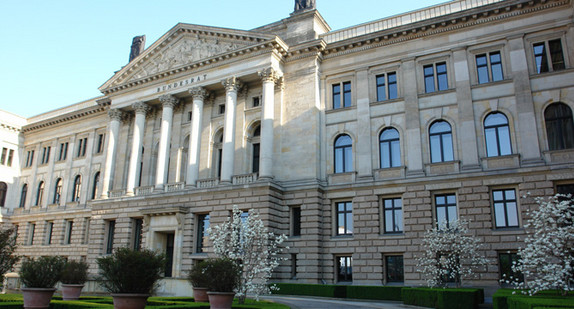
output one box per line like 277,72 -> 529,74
126,102 -> 149,196
402,58 -> 425,176
187,87 -> 208,186
220,77 -> 242,184
354,68 -> 373,179
155,95 -> 179,189
258,68 -> 279,180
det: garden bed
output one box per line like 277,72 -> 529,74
493,289 -> 574,309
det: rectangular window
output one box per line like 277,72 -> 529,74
534,39 -> 565,73
424,62 -> 448,93
252,96 -> 261,108
333,82 -> 352,109
76,138 -> 88,157
133,218 -> 143,251
58,142 -> 68,161
218,104 -> 225,115
7,149 -> 14,167
25,150 -> 35,167
435,194 -> 457,228
45,222 -> 53,245
383,198 -> 403,234
499,252 -> 523,283
476,51 -> 503,84
337,255 -> 353,282
96,134 -> 105,154
292,207 -> 301,237
376,72 -> 398,101
385,255 -> 404,283
336,201 -> 353,235
27,223 -> 35,245
187,111 -> 193,122
493,189 -> 519,228
291,253 -> 297,279
41,146 -> 51,164
252,143 -> 260,173
105,220 -> 115,254
196,214 -> 210,253
0,148 -> 6,165
65,220 -> 73,245
556,183 -> 574,196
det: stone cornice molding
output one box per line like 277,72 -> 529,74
132,102 -> 150,115
221,77 -> 243,93
258,67 -> 281,83
189,87 -> 209,100
159,94 -> 180,108
108,109 -> 124,122
0,123 -> 21,133
321,0 -> 568,59
22,104 -> 107,133
96,97 -> 112,107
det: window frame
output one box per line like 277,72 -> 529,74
95,133 -> 105,154
71,175 -> 82,202
196,213 -> 210,254
53,178 -> 63,205
336,255 -> 353,283
291,206 -> 302,237
382,197 -> 403,234
335,201 -> 353,236
384,255 -> 405,283
429,120 -> 454,163
375,72 -> 398,102
132,218 -> 143,251
105,220 -> 115,254
423,62 -> 449,93
532,38 -> 566,74
492,189 -> 520,229
434,193 -> 458,228
379,127 -> 401,168
475,51 -> 504,84
0,182 -> 7,207
499,251 -> 523,284
484,112 -> 512,157
58,142 -> 69,162
544,103 -> 574,151
35,181 -> 45,206
64,220 -> 74,245
76,137 -> 88,158
334,134 -> 353,173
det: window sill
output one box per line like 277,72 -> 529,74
332,235 -> 354,239
370,97 -> 404,106
380,233 -> 405,238
480,154 -> 520,170
417,88 -> 456,98
328,172 -> 356,185
471,78 -> 513,89
490,228 -> 525,235
326,105 -> 356,114
542,149 -> 574,164
529,67 -> 574,79
374,166 -> 406,180
424,161 -> 460,175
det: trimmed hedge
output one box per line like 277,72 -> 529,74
401,287 -> 484,309
493,289 -> 574,309
346,285 -> 403,301
271,283 -> 347,298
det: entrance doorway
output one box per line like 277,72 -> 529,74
164,232 -> 174,277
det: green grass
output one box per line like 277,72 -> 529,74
0,294 -> 289,309
493,289 -> 574,309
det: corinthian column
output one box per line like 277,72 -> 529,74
220,77 -> 242,184
101,109 -> 123,198
187,87 -> 208,186
155,95 -> 179,189
126,102 -> 149,196
258,68 -> 279,180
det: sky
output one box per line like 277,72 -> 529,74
0,0 -> 445,118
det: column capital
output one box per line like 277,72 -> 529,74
159,94 -> 179,108
221,77 -> 243,92
108,109 -> 124,121
132,102 -> 150,115
189,87 -> 209,100
258,67 -> 280,83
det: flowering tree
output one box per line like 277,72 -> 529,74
209,205 -> 287,304
0,227 -> 19,283
417,219 -> 489,288
510,194 -> 574,296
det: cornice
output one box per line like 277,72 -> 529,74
22,104 -> 108,133
322,0 -> 569,59
0,123 -> 21,133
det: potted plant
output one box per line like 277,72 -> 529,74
204,258 -> 240,309
97,247 -> 165,309
19,256 -> 66,309
60,260 -> 89,300
187,260 -> 210,302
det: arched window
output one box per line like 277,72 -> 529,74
429,121 -> 454,163
72,175 -> 81,202
53,178 -> 62,204
545,103 -> 574,150
251,124 -> 261,174
484,112 -> 512,157
379,128 -> 401,168
91,172 -> 100,200
0,182 -> 7,207
334,134 -> 353,173
35,181 -> 45,206
19,184 -> 27,208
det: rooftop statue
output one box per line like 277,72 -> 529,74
294,0 -> 316,12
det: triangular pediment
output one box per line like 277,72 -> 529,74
100,23 -> 278,92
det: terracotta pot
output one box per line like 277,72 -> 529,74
192,287 -> 209,302
111,293 -> 149,309
207,291 -> 235,309
61,284 -> 84,301
21,287 -> 56,309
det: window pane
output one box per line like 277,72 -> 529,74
506,202 -> 519,227
442,134 -> 454,161
437,207 -> 447,225
381,142 -> 391,168
549,39 -> 565,71
424,65 -> 435,93
498,127 -> 512,155
430,135 -> 442,163
477,66 -> 489,84
395,208 -> 403,232
388,73 -> 398,99
391,140 -> 401,167
485,128 -> 499,157
495,203 -> 506,227
448,206 -> 457,224
333,85 -> 341,109
385,210 -> 394,232
376,75 -> 386,101
335,148 -> 343,173
344,146 -> 353,172
533,43 -> 548,73
343,82 -> 352,107
493,190 -> 503,201
386,256 -> 404,282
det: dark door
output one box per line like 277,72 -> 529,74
165,233 -> 175,277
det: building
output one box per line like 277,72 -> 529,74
1,0 -> 573,295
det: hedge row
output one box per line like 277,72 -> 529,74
401,287 -> 484,309
493,289 -> 574,309
271,283 -> 483,306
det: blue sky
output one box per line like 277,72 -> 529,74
0,0 -> 444,118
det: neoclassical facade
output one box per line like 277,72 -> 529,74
1,0 -> 574,295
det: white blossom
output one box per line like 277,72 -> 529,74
208,205 -> 288,304
510,194 -> 574,296
416,219 -> 489,288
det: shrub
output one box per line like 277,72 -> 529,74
187,260 -> 210,288
346,285 -> 403,301
493,289 -> 574,309
402,287 -> 484,309
270,283 -> 346,298
96,247 -> 165,294
18,256 -> 66,288
61,260 -> 89,285
202,258 -> 240,292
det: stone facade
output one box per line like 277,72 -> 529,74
1,0 -> 573,296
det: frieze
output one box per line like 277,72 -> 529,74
156,75 -> 208,93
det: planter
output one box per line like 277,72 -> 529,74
21,287 -> 56,309
61,284 -> 84,301
207,291 -> 235,309
111,293 -> 149,309
193,287 -> 209,302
